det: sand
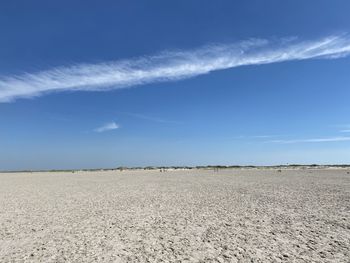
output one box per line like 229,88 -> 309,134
0,168 -> 349,262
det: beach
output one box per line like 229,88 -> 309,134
0,168 -> 349,262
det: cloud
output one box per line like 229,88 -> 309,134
340,129 -> 350,133
94,122 -> 119,133
1,34 -> 350,102
267,136 -> 350,144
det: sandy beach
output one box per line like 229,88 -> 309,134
0,168 -> 349,262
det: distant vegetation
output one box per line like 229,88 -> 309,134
1,164 -> 350,173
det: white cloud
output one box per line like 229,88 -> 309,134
94,122 -> 119,133
1,34 -> 350,102
267,136 -> 350,144
340,129 -> 350,133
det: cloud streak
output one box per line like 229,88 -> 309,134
1,34 -> 350,102
94,122 -> 119,133
267,136 -> 350,144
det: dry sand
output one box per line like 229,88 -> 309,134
0,168 -> 349,262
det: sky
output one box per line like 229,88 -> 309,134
1,1 -> 350,170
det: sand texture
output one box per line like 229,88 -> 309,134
0,169 -> 349,262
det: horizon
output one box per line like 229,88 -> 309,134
2,163 -> 350,173
1,1 -> 350,170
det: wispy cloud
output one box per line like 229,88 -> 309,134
340,129 -> 350,133
94,122 -> 119,133
267,136 -> 350,144
1,34 -> 350,102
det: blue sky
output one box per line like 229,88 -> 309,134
1,1 -> 350,170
